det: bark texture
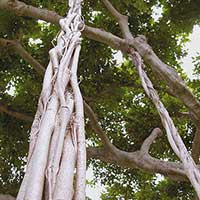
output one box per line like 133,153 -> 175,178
130,50 -> 200,198
0,194 -> 15,200
16,1 -> 86,199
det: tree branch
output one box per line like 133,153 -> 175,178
87,146 -> 187,182
0,194 -> 15,200
101,0 -> 133,41
0,0 -> 128,52
0,104 -> 33,122
84,103 -> 186,181
131,36 -> 200,122
83,26 -> 128,52
0,38 -> 45,76
84,101 -> 114,150
101,0 -> 122,20
100,0 -> 200,128
192,128 -> 200,164
140,128 -> 162,154
0,0 -> 61,25
177,111 -> 191,118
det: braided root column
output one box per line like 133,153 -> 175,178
17,1 -> 86,200
130,49 -> 200,198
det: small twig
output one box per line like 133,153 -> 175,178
84,101 -> 113,149
140,128 -> 162,154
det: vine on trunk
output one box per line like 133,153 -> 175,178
130,49 -> 200,199
17,0 -> 86,199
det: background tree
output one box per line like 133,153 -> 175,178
0,0 -> 200,199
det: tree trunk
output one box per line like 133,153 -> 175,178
16,1 -> 86,199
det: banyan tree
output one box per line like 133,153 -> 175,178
1,0 -> 200,199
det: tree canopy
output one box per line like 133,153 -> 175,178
1,0 -> 200,199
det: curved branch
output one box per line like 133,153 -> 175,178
192,128 -> 200,164
0,104 -> 33,122
84,102 -> 186,181
131,36 -> 200,123
140,128 -> 162,154
84,101 -> 112,149
0,38 -> 45,76
0,0 -> 61,25
87,146 -> 187,182
100,0 -> 200,132
101,0 -> 133,40
0,0 -> 128,52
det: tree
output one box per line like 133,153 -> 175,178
0,0 -> 200,199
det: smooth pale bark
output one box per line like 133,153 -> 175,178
28,62 -> 53,162
53,130 -> 77,200
130,50 -> 200,198
25,94 -> 59,200
46,94 -> 74,199
71,46 -> 86,200
16,1 -> 86,199
16,158 -> 33,200
45,112 -> 61,200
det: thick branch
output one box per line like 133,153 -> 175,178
87,146 -> 187,182
0,0 -> 62,25
0,194 -> 15,200
0,104 -> 33,122
0,0 -> 127,52
0,38 -> 45,76
192,128 -> 200,164
101,0 -> 122,20
84,105 -> 186,181
83,26 -> 127,52
131,36 -> 200,122
84,104 -> 187,182
101,0 -> 133,40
